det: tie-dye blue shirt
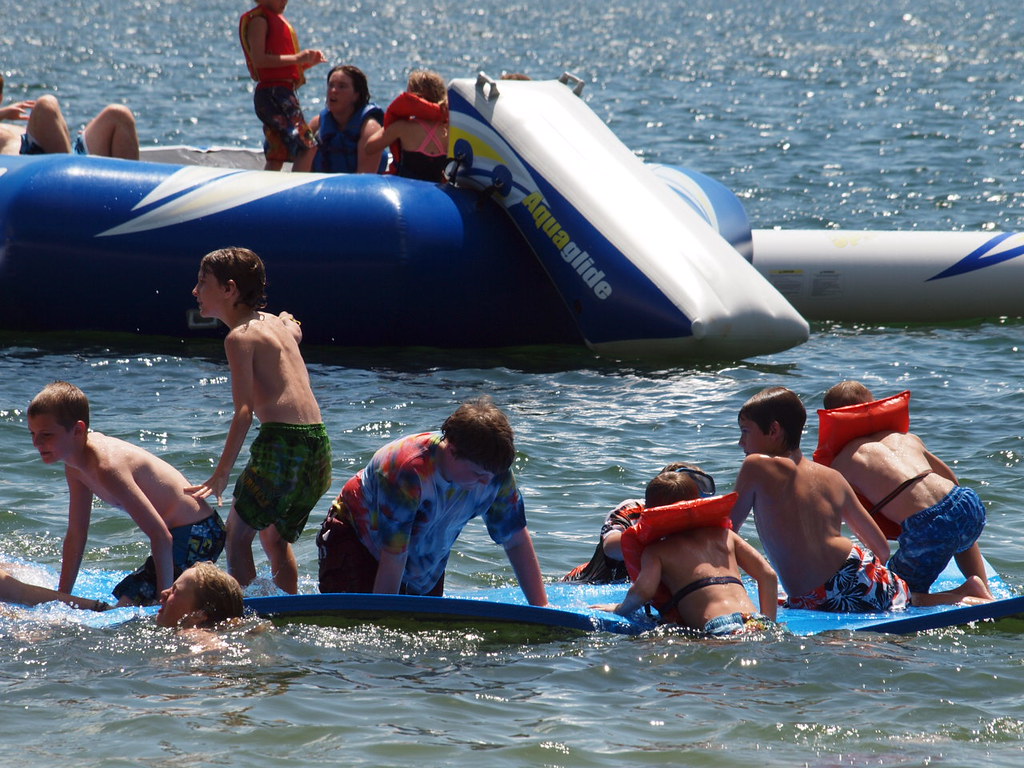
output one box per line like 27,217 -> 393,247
341,432 -> 526,594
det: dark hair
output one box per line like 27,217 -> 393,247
739,387 -> 806,451
327,65 -> 371,110
441,396 -> 515,474
199,247 -> 267,310
28,380 -> 90,430
645,471 -> 699,508
823,380 -> 875,410
660,461 -> 716,497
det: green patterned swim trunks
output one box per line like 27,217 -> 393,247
233,422 -> 332,543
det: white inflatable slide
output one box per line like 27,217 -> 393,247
447,73 -> 809,360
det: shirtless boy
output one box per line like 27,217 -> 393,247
822,381 -> 993,602
595,470 -> 778,636
189,247 -> 331,594
730,386 -> 989,612
27,382 -> 226,605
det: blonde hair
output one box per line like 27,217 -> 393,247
188,562 -> 244,626
407,70 -> 447,106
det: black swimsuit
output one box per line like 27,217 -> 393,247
868,471 -> 933,517
662,575 -> 744,616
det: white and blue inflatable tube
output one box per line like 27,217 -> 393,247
447,72 -> 808,360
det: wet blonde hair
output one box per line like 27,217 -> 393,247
188,562 -> 244,626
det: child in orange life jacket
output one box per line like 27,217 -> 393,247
365,70 -> 449,182
562,462 -> 715,584
593,470 -> 778,636
239,0 -> 326,171
820,380 -> 993,602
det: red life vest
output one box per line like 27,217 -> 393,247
619,493 -> 736,621
239,7 -> 304,88
382,91 -> 449,174
814,390 -> 911,539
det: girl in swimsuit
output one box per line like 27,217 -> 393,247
365,70 -> 449,182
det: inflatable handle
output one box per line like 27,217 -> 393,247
558,71 -> 586,96
475,72 -> 500,101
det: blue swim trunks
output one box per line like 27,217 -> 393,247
112,511 -> 227,604
703,612 -> 771,637
20,132 -> 89,155
887,485 -> 986,594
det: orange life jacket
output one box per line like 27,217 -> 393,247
239,6 -> 304,88
382,91 -> 449,174
814,390 -> 911,539
619,493 -> 736,622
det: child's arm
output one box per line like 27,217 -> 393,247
730,456 -> 759,531
502,527 -> 548,607
187,332 -> 255,504
593,548 -> 661,615
0,100 -> 35,122
840,485 -> 891,564
372,549 -> 408,594
57,472 -> 93,594
732,532 -> 778,621
364,122 -> 402,155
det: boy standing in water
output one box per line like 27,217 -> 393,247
730,386 -> 989,612
821,380 -> 993,602
188,247 -> 331,594
239,0 -> 325,171
27,381 -> 226,605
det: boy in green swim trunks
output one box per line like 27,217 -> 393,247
188,247 -> 331,594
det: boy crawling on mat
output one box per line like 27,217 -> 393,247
27,381 -> 227,606
593,469 -> 778,636
730,387 -> 990,612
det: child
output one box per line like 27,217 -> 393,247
1,73 -> 140,159
562,462 -> 716,584
239,0 -> 326,172
188,247 -> 331,594
365,70 -> 449,182
316,396 -> 547,606
820,381 -> 993,602
594,470 -> 778,636
26,381 -> 226,605
731,386 -> 990,612
155,561 -> 245,629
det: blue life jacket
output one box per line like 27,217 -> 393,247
313,102 -> 386,173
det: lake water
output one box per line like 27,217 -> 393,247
2,0 -> 1024,766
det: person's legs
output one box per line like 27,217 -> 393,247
82,104 -> 139,159
25,94 -> 72,153
954,543 -> 994,598
259,524 -> 298,594
225,506 -> 259,588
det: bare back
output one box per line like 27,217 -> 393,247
72,432 -> 211,529
733,451 -> 888,597
651,528 -> 759,629
832,431 -> 957,523
225,311 -> 322,425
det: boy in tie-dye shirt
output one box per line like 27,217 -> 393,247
316,397 -> 547,605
